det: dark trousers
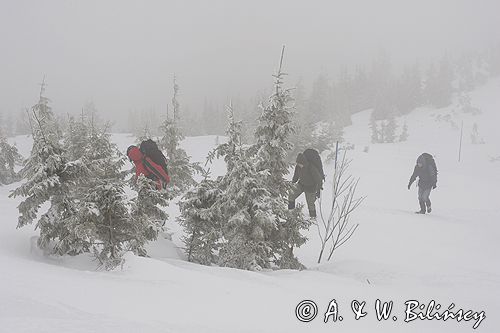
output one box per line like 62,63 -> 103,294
288,183 -> 317,217
418,186 -> 432,212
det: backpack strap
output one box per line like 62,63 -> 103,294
143,156 -> 170,186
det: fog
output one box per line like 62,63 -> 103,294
1,0 -> 499,123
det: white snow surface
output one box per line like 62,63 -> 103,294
2,79 -> 500,332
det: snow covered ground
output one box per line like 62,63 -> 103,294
1,79 -> 500,332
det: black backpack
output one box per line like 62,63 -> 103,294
303,148 -> 325,180
140,139 -> 169,174
420,152 -> 438,180
420,153 -> 437,172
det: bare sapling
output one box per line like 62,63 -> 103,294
317,146 -> 364,263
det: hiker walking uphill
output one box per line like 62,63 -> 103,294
288,149 -> 325,218
127,139 -> 170,190
408,153 -> 438,214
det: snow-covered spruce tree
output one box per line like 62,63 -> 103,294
88,120 -> 169,262
62,120 -> 160,267
253,47 -> 311,269
383,115 -> 397,143
84,122 -> 125,179
129,174 -> 169,256
178,174 -> 222,265
211,104 -> 276,270
31,78 -> 61,141
399,121 -> 409,142
64,123 -> 144,269
24,114 -> 119,257
76,124 -> 133,268
369,113 -> 381,143
64,114 -> 90,161
10,83 -> 82,251
85,178 -> 131,269
20,79 -> 62,179
159,76 -> 201,194
254,49 -> 295,196
0,129 -> 22,185
49,114 -> 96,255
379,121 -> 387,143
209,101 -> 242,172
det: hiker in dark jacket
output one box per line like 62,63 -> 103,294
408,153 -> 438,214
288,152 -> 323,218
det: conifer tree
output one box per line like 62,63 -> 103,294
209,102 -> 242,171
159,76 -> 201,194
64,113 -> 90,161
399,121 -> 409,142
254,48 -> 295,196
212,104 -> 276,270
63,121 -> 142,268
216,157 -> 275,270
253,47 -> 311,269
0,129 -> 22,185
10,81 -> 81,251
129,175 -> 169,256
179,176 -> 222,265
180,103 -> 275,270
86,178 -> 131,269
379,121 -> 387,143
369,113 -> 380,143
384,115 -> 397,143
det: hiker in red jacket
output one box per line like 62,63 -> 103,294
127,145 -> 170,189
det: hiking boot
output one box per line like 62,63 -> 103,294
427,206 -> 432,213
415,210 -> 426,214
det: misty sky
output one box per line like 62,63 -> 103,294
1,0 -> 499,121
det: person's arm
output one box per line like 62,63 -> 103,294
292,165 -> 299,183
408,165 -> 418,189
133,164 -> 141,182
310,165 -> 323,197
430,165 -> 437,188
311,165 -> 322,187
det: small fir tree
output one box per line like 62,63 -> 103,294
399,121 -> 409,142
369,113 -> 380,143
129,175 -> 169,256
159,76 -> 201,194
10,83 -> 81,251
214,105 -> 276,270
253,47 -> 311,269
178,176 -> 222,265
0,129 -> 22,185
384,115 -> 397,143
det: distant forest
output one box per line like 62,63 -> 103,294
1,44 -> 499,144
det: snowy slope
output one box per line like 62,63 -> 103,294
1,79 -> 500,332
